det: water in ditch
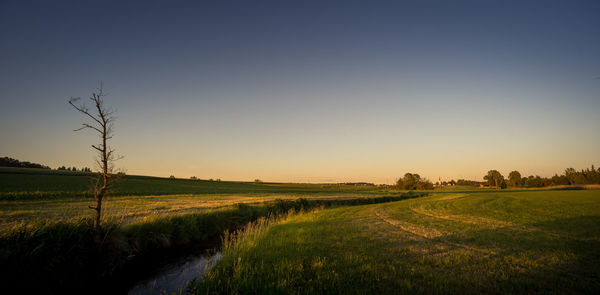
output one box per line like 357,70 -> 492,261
128,251 -> 222,295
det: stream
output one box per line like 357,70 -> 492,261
127,251 -> 222,295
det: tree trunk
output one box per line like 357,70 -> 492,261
69,88 -> 115,233
93,194 -> 103,230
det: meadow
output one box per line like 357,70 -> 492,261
193,190 -> 600,294
0,168 -> 421,293
0,167 -> 388,200
0,167 -> 400,231
2,168 -> 599,294
0,193 -> 383,231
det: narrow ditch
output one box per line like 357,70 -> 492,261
127,250 -> 222,295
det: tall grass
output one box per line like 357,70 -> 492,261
0,204 -> 269,294
189,209 -> 311,295
1,195 -> 423,293
220,209 -> 309,253
190,190 -> 600,294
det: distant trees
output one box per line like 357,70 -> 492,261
56,166 -> 90,172
559,166 -> 600,185
69,86 -> 118,231
0,157 -> 50,169
508,171 -> 522,187
437,180 -> 457,186
396,173 -> 433,190
254,179 -> 263,184
550,174 -> 570,186
484,165 -> 600,188
456,179 -> 483,186
521,175 -> 546,187
390,165 -> 600,190
1,157 -> 95,172
340,182 -> 376,186
484,170 -> 506,188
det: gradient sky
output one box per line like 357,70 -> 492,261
1,0 -> 599,183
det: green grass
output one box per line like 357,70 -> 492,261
0,167 -> 393,200
0,193 -> 429,231
0,167 -> 413,230
0,194 -> 310,230
4,167 -> 599,293
0,196 -> 424,294
193,190 -> 600,294
0,203 -> 271,293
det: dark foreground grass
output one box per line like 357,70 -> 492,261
0,194 -> 424,294
0,204 -> 265,294
192,190 -> 600,294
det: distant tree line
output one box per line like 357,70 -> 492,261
482,165 -> 600,188
396,173 -> 434,190
339,182 -> 376,186
436,180 -> 457,186
56,166 -> 92,172
1,156 -> 93,172
0,157 -> 50,169
456,179 -> 484,186
397,165 -> 600,190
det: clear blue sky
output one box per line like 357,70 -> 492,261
1,0 -> 599,183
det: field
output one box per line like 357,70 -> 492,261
0,167 -> 398,231
0,167 -> 388,200
194,190 -> 600,294
0,168 -> 419,293
1,168 -> 599,294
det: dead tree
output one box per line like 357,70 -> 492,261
68,86 -> 117,231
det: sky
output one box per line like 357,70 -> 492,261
1,0 -> 599,184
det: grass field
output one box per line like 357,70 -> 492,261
0,167 -> 406,231
0,193 -> 423,294
0,168 -> 428,293
2,168 -> 599,293
0,193 -> 398,231
0,167 -> 389,200
193,190 -> 600,294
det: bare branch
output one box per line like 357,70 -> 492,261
68,98 -> 103,126
74,123 -> 103,133
68,85 -> 119,232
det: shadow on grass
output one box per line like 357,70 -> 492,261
0,194 -> 427,294
409,215 -> 600,294
193,211 -> 600,294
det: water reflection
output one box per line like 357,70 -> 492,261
128,252 -> 222,295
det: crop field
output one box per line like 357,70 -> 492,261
0,193 -> 384,231
2,168 -> 599,294
0,168 -> 405,231
0,168 -> 427,294
194,190 -> 600,294
0,167 -> 388,200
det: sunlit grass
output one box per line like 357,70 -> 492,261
1,196 -> 422,293
193,190 -> 600,294
0,194 -> 380,230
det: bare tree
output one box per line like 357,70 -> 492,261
68,86 -> 117,231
